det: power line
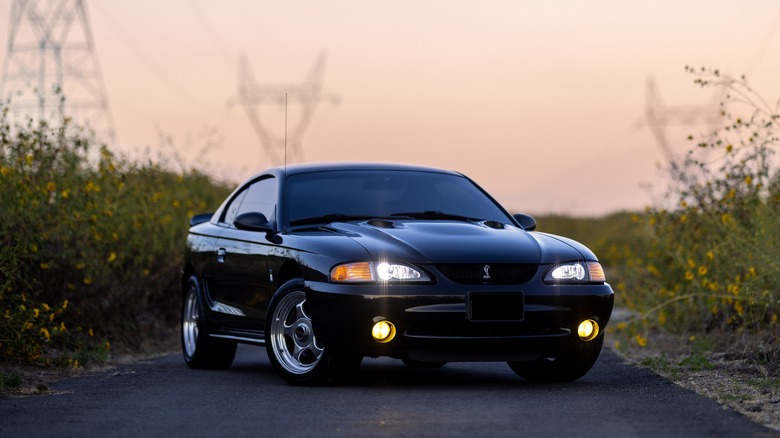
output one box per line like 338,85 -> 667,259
187,0 -> 234,65
746,3 -> 780,74
90,0 -> 212,110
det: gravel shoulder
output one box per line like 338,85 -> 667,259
613,335 -> 780,433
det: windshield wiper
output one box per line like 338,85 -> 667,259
289,213 -> 378,226
390,211 -> 479,222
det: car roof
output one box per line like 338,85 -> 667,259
254,162 -> 465,179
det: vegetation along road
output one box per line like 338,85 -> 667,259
1,344 -> 776,437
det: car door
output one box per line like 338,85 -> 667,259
210,176 -> 278,330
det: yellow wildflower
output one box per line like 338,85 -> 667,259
706,251 -> 714,261
685,271 -> 694,281
107,252 -> 117,263
698,266 -> 707,276
635,335 -> 648,348
45,181 -> 56,192
40,327 -> 50,342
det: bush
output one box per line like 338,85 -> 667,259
0,108 -> 230,365
613,68 -> 779,370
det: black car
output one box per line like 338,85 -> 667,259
181,162 -> 614,385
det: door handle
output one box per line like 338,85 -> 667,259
216,248 -> 226,263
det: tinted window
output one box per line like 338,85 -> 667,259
222,190 -> 247,225
222,177 -> 277,226
285,170 -> 511,224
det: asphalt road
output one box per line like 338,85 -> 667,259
1,343 -> 776,438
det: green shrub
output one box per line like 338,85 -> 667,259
0,108 -> 230,365
612,68 -> 779,370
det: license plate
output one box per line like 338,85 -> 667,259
468,292 -> 524,321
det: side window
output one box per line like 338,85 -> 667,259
234,177 -> 278,227
221,190 -> 247,226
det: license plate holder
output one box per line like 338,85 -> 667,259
468,292 -> 524,322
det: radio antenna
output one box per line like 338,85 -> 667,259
284,92 -> 288,171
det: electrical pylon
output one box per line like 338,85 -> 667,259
644,76 -> 722,162
231,52 -> 339,165
1,0 -> 115,141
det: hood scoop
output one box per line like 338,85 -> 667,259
483,220 -> 506,230
367,219 -> 396,228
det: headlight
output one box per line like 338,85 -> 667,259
330,261 -> 430,283
544,261 -> 606,284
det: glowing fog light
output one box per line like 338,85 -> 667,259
372,320 -> 396,343
577,319 -> 600,341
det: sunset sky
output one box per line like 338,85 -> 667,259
2,0 -> 780,216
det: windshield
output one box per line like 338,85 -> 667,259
284,169 -> 512,226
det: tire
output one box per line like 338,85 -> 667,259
265,279 -> 362,386
507,334 -> 604,382
181,276 -> 237,369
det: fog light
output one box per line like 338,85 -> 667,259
577,319 -> 600,341
372,320 -> 396,343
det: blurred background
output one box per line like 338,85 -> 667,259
2,0 -> 780,216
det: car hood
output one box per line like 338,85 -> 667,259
323,220 -> 587,264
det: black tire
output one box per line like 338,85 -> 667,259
265,278 -> 362,386
507,334 -> 604,382
181,276 -> 237,369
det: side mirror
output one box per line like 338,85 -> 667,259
513,213 -> 537,231
234,212 -> 274,233
189,212 -> 213,227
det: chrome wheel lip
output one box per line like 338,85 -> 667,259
182,286 -> 199,358
269,291 -> 324,375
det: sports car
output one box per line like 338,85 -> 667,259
181,162 -> 614,385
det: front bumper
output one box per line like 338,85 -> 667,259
305,280 -> 614,362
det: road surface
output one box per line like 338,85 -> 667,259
1,343 -> 776,437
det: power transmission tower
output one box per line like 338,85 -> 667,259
231,52 -> 339,165
1,0 -> 115,141
644,75 -> 722,162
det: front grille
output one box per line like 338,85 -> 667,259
434,263 -> 537,285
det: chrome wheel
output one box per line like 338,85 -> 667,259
268,290 -> 324,375
180,275 -> 236,369
182,285 -> 199,359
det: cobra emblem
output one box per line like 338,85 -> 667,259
483,265 -> 491,279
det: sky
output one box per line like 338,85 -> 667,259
2,0 -> 780,216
